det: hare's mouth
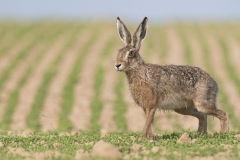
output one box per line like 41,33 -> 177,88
115,66 -> 124,71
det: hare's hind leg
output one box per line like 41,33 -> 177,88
174,108 -> 207,133
194,101 -> 229,132
213,109 -> 229,132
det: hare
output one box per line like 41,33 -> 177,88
115,17 -> 229,139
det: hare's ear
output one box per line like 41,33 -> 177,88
133,17 -> 148,51
117,17 -> 132,46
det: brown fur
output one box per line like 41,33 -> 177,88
115,17 -> 229,139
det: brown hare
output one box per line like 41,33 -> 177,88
115,17 -> 229,139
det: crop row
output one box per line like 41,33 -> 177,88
0,22 -> 239,133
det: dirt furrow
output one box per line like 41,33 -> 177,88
0,37 -> 30,77
165,27 -> 185,65
203,29 -> 240,128
186,32 -> 206,70
99,42 -> 119,133
0,43 -> 44,122
222,31 -> 240,76
10,33 -> 70,131
40,29 -> 90,132
0,25 -> 47,78
69,28 -> 113,131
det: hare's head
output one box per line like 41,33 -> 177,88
115,17 -> 148,71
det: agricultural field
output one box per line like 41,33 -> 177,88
0,21 -> 239,159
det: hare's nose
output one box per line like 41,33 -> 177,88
115,64 -> 121,68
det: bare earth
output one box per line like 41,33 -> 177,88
99,39 -> 119,133
186,31 -> 206,70
0,42 -> 44,122
40,29 -> 90,132
0,38 -> 33,119
0,37 -> 29,78
222,27 -> 240,76
10,32 -> 71,130
69,28 -> 114,131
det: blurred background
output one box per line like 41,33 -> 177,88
0,0 -> 240,135
1,0 -> 240,23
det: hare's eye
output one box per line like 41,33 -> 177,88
128,51 -> 134,57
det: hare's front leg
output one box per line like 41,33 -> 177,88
142,107 -> 156,139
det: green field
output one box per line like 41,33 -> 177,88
0,21 -> 240,159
